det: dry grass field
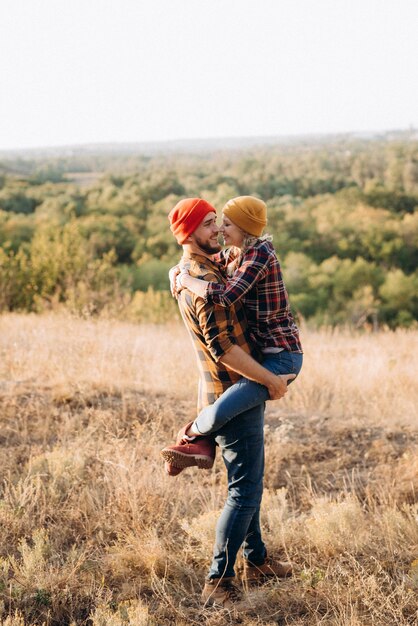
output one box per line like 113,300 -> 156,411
0,313 -> 417,626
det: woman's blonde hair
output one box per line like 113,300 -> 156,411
241,231 -> 273,253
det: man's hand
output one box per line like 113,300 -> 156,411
168,265 -> 181,298
219,345 -> 298,400
267,373 -> 296,400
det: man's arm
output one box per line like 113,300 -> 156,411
189,266 -> 295,400
219,345 -> 295,400
194,289 -> 294,400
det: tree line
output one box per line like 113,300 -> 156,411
0,133 -> 417,327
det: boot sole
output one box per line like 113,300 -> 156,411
160,449 -> 214,469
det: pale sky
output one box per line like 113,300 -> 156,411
1,0 -> 417,150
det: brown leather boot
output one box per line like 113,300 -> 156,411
201,577 -> 245,610
242,556 -> 293,585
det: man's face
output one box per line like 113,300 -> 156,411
189,212 -> 221,254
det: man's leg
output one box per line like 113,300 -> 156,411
242,508 -> 292,577
241,509 -> 266,565
194,352 -> 303,436
207,403 -> 265,580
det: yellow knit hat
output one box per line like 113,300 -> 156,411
222,196 -> 267,237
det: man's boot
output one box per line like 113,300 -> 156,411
242,556 -> 293,585
201,577 -> 245,610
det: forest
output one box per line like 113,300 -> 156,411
1,131 -> 417,327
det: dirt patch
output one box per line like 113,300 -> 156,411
264,410 -> 418,508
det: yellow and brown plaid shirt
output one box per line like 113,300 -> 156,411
178,251 -> 258,411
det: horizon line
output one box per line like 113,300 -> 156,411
1,126 -> 417,155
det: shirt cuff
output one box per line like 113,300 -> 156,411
206,282 -> 224,299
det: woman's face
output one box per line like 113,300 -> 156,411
220,214 -> 245,248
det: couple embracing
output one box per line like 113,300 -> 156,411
160,196 -> 303,610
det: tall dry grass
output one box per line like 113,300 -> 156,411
0,313 -> 417,625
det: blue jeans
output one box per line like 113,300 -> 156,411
195,351 -> 303,436
208,402 -> 266,579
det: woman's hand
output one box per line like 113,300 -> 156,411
176,268 -> 190,294
168,265 -> 181,298
169,263 -> 191,298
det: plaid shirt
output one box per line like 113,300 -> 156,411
207,240 -> 303,353
178,252 -> 257,411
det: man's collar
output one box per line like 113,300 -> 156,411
182,250 -> 218,266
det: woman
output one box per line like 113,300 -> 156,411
167,195 -> 303,446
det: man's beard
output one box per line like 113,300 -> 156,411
194,236 -> 222,255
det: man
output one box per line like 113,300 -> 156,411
162,198 -> 293,609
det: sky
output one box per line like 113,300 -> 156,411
1,0 -> 418,150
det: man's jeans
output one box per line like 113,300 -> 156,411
195,351 -> 303,436
208,402 -> 266,579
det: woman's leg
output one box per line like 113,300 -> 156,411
194,351 -> 303,436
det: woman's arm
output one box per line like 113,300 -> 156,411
179,271 -> 210,298
180,245 -> 271,306
178,246 -> 241,298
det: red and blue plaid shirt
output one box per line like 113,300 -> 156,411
207,240 -> 302,353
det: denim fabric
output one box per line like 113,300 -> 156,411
195,351 -> 303,436
208,403 -> 266,579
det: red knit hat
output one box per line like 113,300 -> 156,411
168,198 -> 216,244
